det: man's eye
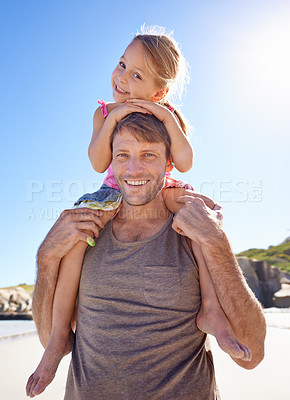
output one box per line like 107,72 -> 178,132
133,73 -> 141,80
119,61 -> 125,69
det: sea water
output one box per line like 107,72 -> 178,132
0,320 -> 37,340
0,309 -> 289,341
264,307 -> 290,329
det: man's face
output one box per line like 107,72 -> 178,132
112,128 -> 167,206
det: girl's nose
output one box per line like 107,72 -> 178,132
119,69 -> 128,84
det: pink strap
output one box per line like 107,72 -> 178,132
98,99 -> 109,118
167,105 -> 175,113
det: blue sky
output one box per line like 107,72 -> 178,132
1,0 -> 289,287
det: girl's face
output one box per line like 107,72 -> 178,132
111,40 -> 162,102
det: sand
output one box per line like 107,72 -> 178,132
1,326 -> 290,400
0,333 -> 70,400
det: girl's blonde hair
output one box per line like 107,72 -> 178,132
132,24 -> 190,134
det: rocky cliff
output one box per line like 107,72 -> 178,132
0,287 -> 33,319
237,257 -> 290,308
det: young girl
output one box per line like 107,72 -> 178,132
26,26 -> 251,398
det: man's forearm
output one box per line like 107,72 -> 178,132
31,208 -> 104,347
32,250 -> 60,348
200,232 -> 266,368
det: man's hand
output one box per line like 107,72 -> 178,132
37,208 -> 110,263
172,193 -> 266,369
171,194 -> 223,245
34,207 -> 118,347
179,190 -> 223,225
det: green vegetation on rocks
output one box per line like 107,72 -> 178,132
1,284 -> 34,293
237,238 -> 290,274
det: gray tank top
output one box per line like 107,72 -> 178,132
65,214 -> 219,400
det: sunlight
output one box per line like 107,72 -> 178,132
231,11 -> 290,133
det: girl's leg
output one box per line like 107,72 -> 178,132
26,208 -> 117,398
163,187 -> 251,360
26,240 -> 87,398
192,242 -> 251,360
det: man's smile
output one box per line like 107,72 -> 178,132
125,179 -> 149,186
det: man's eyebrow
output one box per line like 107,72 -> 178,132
142,148 -> 159,152
113,148 -> 129,153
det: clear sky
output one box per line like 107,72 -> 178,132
1,0 -> 289,287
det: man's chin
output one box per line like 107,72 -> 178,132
122,189 -> 164,207
122,196 -> 150,207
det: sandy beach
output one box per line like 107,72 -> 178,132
1,313 -> 290,400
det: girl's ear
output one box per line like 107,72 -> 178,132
152,87 -> 169,102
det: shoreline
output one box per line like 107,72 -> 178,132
1,307 -> 289,341
0,313 -> 33,320
0,329 -> 37,342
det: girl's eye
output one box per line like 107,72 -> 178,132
144,153 -> 155,158
119,61 -> 125,69
133,73 -> 141,80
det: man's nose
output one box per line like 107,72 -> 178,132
126,157 -> 144,175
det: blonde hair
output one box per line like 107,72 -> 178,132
132,24 -> 190,133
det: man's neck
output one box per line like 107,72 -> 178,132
112,194 -> 170,243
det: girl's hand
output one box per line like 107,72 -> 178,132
107,102 -> 153,125
126,99 -> 193,173
125,99 -> 174,124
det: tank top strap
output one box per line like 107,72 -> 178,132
98,99 -> 109,118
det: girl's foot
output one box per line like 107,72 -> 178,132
196,306 -> 252,361
26,330 -> 74,397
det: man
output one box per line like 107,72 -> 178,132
33,113 -> 266,399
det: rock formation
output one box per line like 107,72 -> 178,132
0,287 -> 33,319
237,257 -> 290,308
272,284 -> 290,308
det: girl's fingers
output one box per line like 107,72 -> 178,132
125,99 -> 154,108
125,104 -> 152,114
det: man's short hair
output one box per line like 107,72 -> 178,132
110,113 -> 171,159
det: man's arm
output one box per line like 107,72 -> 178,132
32,208 -> 106,348
172,196 -> 266,369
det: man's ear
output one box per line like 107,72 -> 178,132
151,87 -> 169,102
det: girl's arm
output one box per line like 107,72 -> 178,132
88,105 -> 118,173
125,99 -> 194,172
88,103 -> 153,173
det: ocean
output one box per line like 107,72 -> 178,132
0,320 -> 37,341
263,307 -> 290,329
0,308 -> 289,342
